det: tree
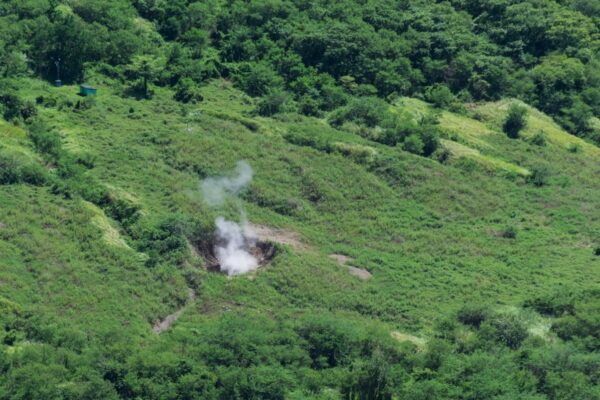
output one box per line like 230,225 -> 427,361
425,84 -> 455,108
126,55 -> 163,98
503,103 -> 528,138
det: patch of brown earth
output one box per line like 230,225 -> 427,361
329,253 -> 354,266
329,253 -> 372,280
348,266 -> 372,280
248,223 -> 307,250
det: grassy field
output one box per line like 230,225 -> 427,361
1,76 -> 600,397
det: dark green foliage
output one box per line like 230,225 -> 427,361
501,226 -> 517,239
402,134 -> 424,155
74,96 -> 96,111
425,84 -> 456,109
235,62 -> 283,97
0,92 -> 37,121
255,89 -> 290,116
0,151 -> 47,186
133,215 -> 191,267
530,131 -> 547,146
341,351 -> 395,400
528,165 -> 551,187
173,78 -> 204,104
458,304 -> 490,328
524,293 -> 576,317
329,97 -> 388,128
483,313 -> 528,349
329,99 -> 440,156
503,104 -> 528,139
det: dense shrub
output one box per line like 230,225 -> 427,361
501,226 -> 517,239
528,165 -> 550,187
529,131 -> 547,146
173,78 -> 204,104
458,304 -> 490,328
503,104 -> 528,139
0,93 -> 37,121
0,152 -> 46,186
402,134 -> 424,155
425,84 -> 456,109
329,97 -> 389,128
27,120 -> 63,161
255,90 -> 290,116
234,63 -> 283,97
483,313 -> 528,349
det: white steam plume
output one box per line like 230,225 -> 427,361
201,160 -> 253,207
201,161 -> 258,275
214,217 -> 257,275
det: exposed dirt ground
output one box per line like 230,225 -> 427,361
247,223 -> 307,250
329,253 -> 372,280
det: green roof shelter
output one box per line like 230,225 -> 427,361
80,84 -> 97,96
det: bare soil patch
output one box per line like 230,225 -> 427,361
247,223 -> 307,250
348,266 -> 372,280
330,253 -> 372,280
329,253 -> 354,266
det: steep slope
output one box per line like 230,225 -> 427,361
1,77 -> 600,398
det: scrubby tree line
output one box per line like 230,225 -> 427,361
4,291 -> 600,399
1,0 -> 600,142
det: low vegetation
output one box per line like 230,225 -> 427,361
0,0 -> 599,399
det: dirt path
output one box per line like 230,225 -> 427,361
153,288 -> 196,334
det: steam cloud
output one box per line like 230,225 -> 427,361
214,217 -> 258,275
201,161 -> 253,207
201,161 -> 258,275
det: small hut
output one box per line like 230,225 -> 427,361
79,84 -> 97,96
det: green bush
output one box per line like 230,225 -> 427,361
484,313 -> 528,349
501,226 -> 517,239
529,131 -> 547,146
329,97 -> 388,128
0,92 -> 37,121
28,119 -> 63,161
503,104 -> 528,139
0,151 -> 47,186
402,134 -> 425,155
458,304 -> 490,328
0,152 -> 24,185
298,96 -> 321,116
528,165 -> 550,186
174,78 -> 204,104
234,62 -> 283,97
255,90 -> 290,116
425,84 -> 456,109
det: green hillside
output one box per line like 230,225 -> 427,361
1,0 -> 600,399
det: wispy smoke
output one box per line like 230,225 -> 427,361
201,161 -> 253,207
201,161 -> 258,276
